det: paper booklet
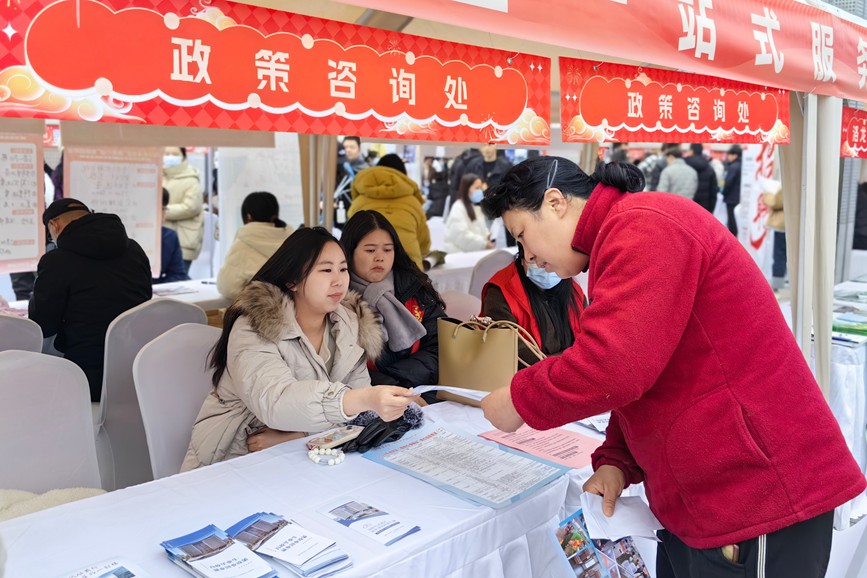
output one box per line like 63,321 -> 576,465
56,559 -> 152,578
226,513 -> 351,578
161,524 -> 277,578
555,508 -> 652,578
363,422 -> 570,509
319,499 -> 421,547
577,412 -> 611,433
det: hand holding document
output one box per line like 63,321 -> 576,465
580,492 -> 662,541
411,385 -> 490,402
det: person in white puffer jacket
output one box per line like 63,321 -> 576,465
444,173 -> 494,253
217,192 -> 293,301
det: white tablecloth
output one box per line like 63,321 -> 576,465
428,247 -> 517,294
0,404 -> 573,578
151,279 -> 232,312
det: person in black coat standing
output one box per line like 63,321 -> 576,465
683,144 -> 719,214
29,198 -> 152,401
722,145 -> 743,237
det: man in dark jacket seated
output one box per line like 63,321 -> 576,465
154,188 -> 190,284
29,198 -> 153,401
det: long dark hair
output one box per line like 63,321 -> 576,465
341,210 -> 444,309
481,156 -> 645,219
514,244 -> 580,353
209,227 -> 343,387
241,191 -> 287,228
457,172 -> 481,222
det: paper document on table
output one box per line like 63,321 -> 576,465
577,413 -> 610,433
319,499 -> 420,547
580,492 -> 662,541
479,424 -> 602,469
364,422 -> 569,508
55,559 -> 152,578
412,385 -> 489,401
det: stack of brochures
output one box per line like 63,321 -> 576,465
555,508 -> 652,578
833,305 -> 867,336
227,513 -> 352,578
161,524 -> 277,578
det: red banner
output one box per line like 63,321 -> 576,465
560,57 -> 789,145
340,0 -> 867,102
0,0 -> 550,144
841,106 -> 867,158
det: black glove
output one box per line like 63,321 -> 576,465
344,404 -> 424,453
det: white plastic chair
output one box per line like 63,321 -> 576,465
440,290 -> 482,321
133,324 -> 220,480
467,249 -> 516,299
0,314 -> 42,353
95,299 -> 207,491
0,351 -> 100,492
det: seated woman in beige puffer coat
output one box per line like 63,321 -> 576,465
182,227 -> 419,470
217,192 -> 293,300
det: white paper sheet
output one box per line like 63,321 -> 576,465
411,385 -> 489,401
580,492 -> 662,541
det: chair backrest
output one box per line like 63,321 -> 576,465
440,290 -> 482,321
0,314 -> 42,353
96,299 -> 207,490
0,351 -> 100,492
467,250 -> 515,299
133,324 -> 221,479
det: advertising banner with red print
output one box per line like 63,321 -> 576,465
340,0 -> 867,102
0,0 -> 550,144
841,106 -> 867,158
560,57 -> 790,145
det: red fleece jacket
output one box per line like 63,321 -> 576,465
510,184 -> 866,549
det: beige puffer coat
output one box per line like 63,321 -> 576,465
181,281 -> 383,470
163,161 -> 204,261
216,222 -> 293,300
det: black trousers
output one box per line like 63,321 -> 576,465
726,204 -> 738,236
657,511 -> 834,578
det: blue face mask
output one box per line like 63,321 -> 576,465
163,155 -> 182,168
469,188 -> 484,204
526,263 -> 562,290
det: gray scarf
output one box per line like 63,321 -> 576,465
350,272 -> 426,352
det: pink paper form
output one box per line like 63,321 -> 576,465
480,425 -> 603,469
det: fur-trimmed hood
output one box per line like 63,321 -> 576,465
231,281 -> 384,360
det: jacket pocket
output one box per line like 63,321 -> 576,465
664,388 -> 791,536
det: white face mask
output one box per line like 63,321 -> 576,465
469,188 -> 484,204
526,263 -> 562,290
163,156 -> 182,168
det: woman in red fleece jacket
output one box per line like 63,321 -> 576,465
479,156 -> 866,578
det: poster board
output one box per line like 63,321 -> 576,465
0,133 -> 45,274
217,133 -> 303,265
65,147 -> 163,277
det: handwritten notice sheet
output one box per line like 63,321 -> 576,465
66,147 -> 163,277
0,132 -> 44,273
364,423 -> 569,508
480,424 -> 603,470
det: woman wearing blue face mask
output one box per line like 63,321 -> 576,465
444,173 -> 495,253
481,244 -> 585,363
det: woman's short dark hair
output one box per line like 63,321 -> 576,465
209,227 -> 342,386
343,136 -> 361,147
481,156 -> 645,219
241,191 -> 286,227
341,210 -> 444,309
377,153 -> 407,174
179,147 -> 187,159
458,172 -> 481,222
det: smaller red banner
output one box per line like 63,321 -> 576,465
560,58 -> 790,145
841,107 -> 867,158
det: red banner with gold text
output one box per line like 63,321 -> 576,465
0,0 -> 550,144
560,57 -> 789,145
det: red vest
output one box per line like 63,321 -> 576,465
481,263 -> 585,351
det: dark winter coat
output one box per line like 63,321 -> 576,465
29,213 -> 152,400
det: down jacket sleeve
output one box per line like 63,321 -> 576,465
226,323 -> 369,433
